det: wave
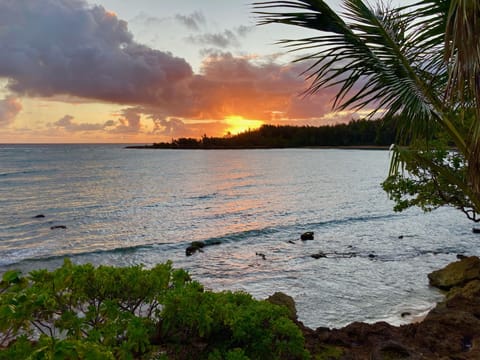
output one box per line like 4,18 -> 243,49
188,192 -> 219,200
0,241 -> 177,269
304,213 -> 400,229
0,169 -> 42,177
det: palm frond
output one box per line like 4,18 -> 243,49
254,0 -> 465,150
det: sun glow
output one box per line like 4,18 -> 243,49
224,115 -> 263,135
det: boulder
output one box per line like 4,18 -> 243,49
428,256 -> 480,290
185,241 -> 205,256
266,292 -> 297,320
301,231 -> 314,240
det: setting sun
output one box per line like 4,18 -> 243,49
224,115 -> 263,135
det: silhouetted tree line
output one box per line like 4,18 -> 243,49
146,118 -> 397,149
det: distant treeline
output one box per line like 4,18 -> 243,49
132,118 -> 397,149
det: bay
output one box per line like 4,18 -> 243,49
0,144 -> 477,328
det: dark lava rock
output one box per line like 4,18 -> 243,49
256,252 -> 266,260
266,292 -> 297,321
185,241 -> 206,256
311,252 -> 327,259
33,214 -> 45,219
191,241 -> 205,249
186,246 -> 202,256
301,231 -> 314,240
428,256 -> 480,290
50,225 -> 67,230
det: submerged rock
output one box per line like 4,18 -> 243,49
50,225 -> 67,230
311,252 -> 327,259
428,256 -> 480,290
301,231 -> 314,240
191,241 -> 205,249
185,240 -> 223,256
185,241 -> 205,256
255,252 -> 266,260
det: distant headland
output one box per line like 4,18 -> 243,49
126,119 -> 396,150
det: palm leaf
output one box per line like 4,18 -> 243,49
254,0 -> 466,151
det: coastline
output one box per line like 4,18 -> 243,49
125,144 -> 390,150
300,255 -> 480,358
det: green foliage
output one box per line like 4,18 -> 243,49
382,140 -> 479,222
160,285 -> 309,359
0,260 -> 309,359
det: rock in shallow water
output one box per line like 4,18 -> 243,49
301,231 -> 314,240
428,256 -> 480,290
50,225 -> 67,230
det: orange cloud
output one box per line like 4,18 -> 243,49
0,0 -> 371,142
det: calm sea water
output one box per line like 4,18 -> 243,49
0,144 -> 478,328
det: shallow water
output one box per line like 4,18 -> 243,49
0,144 -> 477,328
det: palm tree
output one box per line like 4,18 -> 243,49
254,0 -> 480,222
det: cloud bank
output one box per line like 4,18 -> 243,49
0,0 -> 193,106
0,0 -> 360,140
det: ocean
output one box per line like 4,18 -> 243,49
0,144 -> 477,329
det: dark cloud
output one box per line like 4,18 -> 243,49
53,114 -> 110,132
175,11 -> 206,31
0,96 -> 22,127
0,0 -> 193,105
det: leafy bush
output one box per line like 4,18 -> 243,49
0,260 -> 309,359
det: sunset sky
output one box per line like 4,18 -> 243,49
0,0 -> 401,143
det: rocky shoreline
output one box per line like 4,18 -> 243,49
291,256 -> 480,359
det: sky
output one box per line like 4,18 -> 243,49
0,0 -> 380,144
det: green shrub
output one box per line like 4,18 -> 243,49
0,260 -> 309,359
160,286 -> 309,359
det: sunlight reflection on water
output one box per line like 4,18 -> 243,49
0,145 -> 478,328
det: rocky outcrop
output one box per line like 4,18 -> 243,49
266,292 -> 297,321
302,256 -> 480,359
428,256 -> 480,290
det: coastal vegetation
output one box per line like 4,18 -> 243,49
131,118 -> 396,149
255,0 -> 480,222
0,260 -> 308,359
3,257 -> 480,358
